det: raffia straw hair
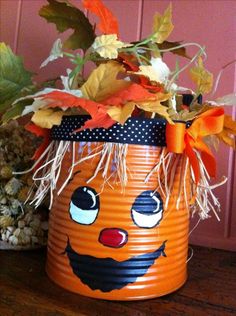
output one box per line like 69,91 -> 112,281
144,148 -> 227,221
14,141 -> 130,209
14,141 -> 227,221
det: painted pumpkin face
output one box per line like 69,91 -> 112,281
66,186 -> 166,293
46,143 -> 189,300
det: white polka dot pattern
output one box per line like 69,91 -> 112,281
51,116 -> 190,147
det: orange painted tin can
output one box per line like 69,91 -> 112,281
46,117 -> 190,300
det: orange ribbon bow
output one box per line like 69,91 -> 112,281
166,107 -> 225,184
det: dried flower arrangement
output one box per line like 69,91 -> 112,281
2,0 -> 234,217
0,122 -> 48,249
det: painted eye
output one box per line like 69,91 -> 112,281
131,190 -> 164,228
69,186 -> 99,225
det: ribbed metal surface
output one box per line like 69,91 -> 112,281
46,143 -> 189,300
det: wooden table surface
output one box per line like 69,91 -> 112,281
0,246 -> 236,316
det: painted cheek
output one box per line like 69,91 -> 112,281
99,228 -> 128,248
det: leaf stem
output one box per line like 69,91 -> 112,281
138,54 -> 151,64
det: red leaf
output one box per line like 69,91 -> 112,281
102,83 -> 156,106
25,123 -> 50,138
118,54 -> 163,93
32,138 -> 50,161
39,91 -> 115,130
75,112 -> 115,132
39,90 -> 102,112
118,53 -> 139,71
139,76 -> 164,93
39,91 -> 89,108
82,0 -> 119,35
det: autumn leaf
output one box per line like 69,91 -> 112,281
152,4 -> 174,44
31,108 -> 65,129
38,90 -> 115,130
92,34 -> 131,59
102,83 -> 156,106
118,53 -> 139,71
216,115 -> 236,149
25,122 -> 50,138
0,42 -> 33,113
39,90 -> 96,110
1,86 -> 83,124
39,0 -> 95,50
170,109 -> 200,121
1,98 -> 34,124
77,112 -> 115,131
217,129 -> 235,148
136,93 -> 173,123
106,90 -> 172,124
189,57 -> 213,94
159,41 -> 191,59
81,61 -> 131,102
107,102 -> 135,125
82,0 -> 119,35
223,115 -> 236,132
133,66 -> 159,82
132,57 -> 170,83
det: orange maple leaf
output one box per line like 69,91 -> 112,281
38,91 -> 115,131
118,54 -> 163,93
102,83 -> 156,106
25,122 -> 49,138
82,0 -> 119,35
78,111 -> 115,131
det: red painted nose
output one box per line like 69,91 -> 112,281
99,228 -> 128,248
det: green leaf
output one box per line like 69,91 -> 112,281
39,0 -> 96,50
1,98 -> 34,124
0,43 -> 33,113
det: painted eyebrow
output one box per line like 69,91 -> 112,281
67,170 -> 81,185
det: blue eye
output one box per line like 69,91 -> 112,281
69,186 -> 99,225
131,190 -> 164,228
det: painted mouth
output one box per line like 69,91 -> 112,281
65,239 -> 167,292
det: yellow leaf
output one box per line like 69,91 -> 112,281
81,61 -> 131,102
32,109 -> 64,129
107,102 -> 135,125
216,115 -> 236,149
224,115 -> 236,133
132,65 -> 158,82
170,109 -> 199,121
189,57 -> 213,94
217,129 -> 235,149
131,58 -> 170,83
152,4 -> 174,44
136,93 -> 173,123
92,34 -> 131,59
